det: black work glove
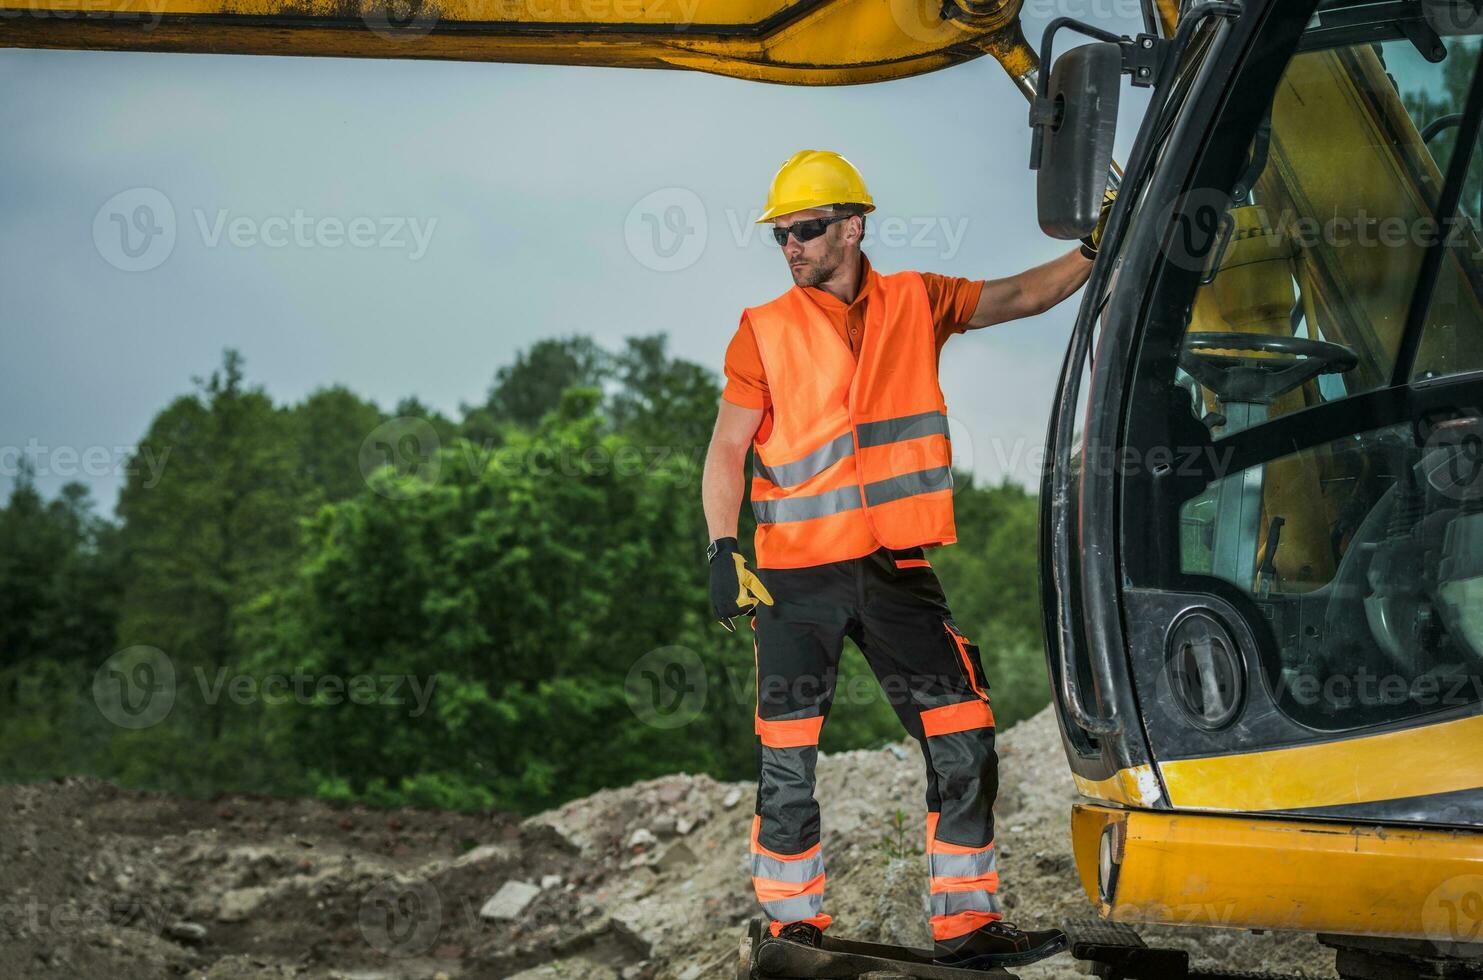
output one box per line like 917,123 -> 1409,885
1080,186 -> 1116,260
707,537 -> 774,632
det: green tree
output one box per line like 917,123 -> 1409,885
463,336 -> 610,443
0,468 -> 123,779
112,350 -> 302,788
258,387 -> 736,812
291,386 -> 385,506
0,334 -> 1052,814
608,335 -> 720,454
0,469 -> 121,671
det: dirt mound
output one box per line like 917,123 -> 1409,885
0,708 -> 1336,979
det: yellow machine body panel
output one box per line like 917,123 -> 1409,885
1075,711 -> 1483,815
1073,803 -> 1483,943
1158,711 -> 1483,813
1072,764 -> 1164,809
0,0 -> 1037,85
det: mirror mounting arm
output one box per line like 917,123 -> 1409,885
1029,23 -> 1170,170
1029,17 -> 1127,171
1122,33 -> 1171,88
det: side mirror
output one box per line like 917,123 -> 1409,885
1032,41 -> 1121,240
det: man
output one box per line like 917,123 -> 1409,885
701,149 -> 1105,969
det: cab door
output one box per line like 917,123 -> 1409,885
1115,7 -> 1483,829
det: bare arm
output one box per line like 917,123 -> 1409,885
965,248 -> 1092,329
703,398 -> 765,541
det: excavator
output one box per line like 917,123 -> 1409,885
7,0 -> 1483,977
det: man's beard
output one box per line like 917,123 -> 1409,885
790,250 -> 841,287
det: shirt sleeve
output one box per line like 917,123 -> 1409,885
921,273 -> 986,352
722,314 -> 770,409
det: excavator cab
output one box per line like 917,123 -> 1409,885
1040,0 -> 1483,969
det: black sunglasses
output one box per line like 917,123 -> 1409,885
771,212 -> 855,246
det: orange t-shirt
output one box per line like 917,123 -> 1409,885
722,253 -> 984,410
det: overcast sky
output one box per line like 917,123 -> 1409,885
0,7 -> 1151,513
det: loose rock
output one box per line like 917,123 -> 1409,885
480,880 -> 542,921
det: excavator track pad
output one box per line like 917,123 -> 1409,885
737,918 -> 1354,980
738,918 -> 1019,979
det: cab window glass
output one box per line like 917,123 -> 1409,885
1169,21 -> 1483,730
1174,35 -> 1483,441
1179,419 -> 1483,730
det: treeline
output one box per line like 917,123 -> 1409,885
0,339 -> 1049,814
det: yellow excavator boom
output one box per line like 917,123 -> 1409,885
2,0 -> 1041,86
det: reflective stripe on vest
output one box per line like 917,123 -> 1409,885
753,431 -> 855,489
752,459 -> 952,524
743,269 -> 956,567
751,411 -> 950,494
856,409 -> 951,448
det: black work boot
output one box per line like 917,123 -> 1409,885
775,921 -> 824,948
935,920 -> 1068,968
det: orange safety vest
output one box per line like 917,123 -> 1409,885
745,269 -> 956,569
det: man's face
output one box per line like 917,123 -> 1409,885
774,207 -> 860,288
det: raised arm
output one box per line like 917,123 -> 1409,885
964,248 -> 1093,329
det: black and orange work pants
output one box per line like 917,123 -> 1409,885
746,545 -> 1002,945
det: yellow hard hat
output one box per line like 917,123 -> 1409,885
756,149 -> 876,223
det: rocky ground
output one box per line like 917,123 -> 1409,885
0,707 -> 1338,979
